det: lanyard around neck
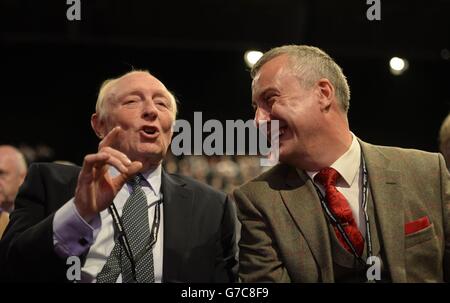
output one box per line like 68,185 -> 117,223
109,190 -> 162,283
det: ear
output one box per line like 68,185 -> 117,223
316,78 -> 335,112
18,171 -> 26,184
91,113 -> 105,139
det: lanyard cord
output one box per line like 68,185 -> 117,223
109,202 -> 137,282
361,157 -> 373,260
109,192 -> 162,283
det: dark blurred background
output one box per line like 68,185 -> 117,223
1,0 -> 449,174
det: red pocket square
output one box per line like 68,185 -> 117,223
405,216 -> 431,235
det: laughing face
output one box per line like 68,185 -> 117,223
252,54 -> 325,167
92,72 -> 174,169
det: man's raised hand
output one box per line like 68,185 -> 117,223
74,126 -> 142,222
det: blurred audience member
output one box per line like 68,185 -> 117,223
0,145 -> 27,238
19,144 -> 54,164
164,154 -> 265,194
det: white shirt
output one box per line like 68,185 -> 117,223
53,165 -> 164,283
304,134 -> 366,235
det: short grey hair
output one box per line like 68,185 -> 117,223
95,70 -> 178,121
251,45 -> 351,113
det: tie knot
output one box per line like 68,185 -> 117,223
128,174 -> 143,189
314,167 -> 340,187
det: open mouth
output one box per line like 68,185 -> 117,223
140,126 -> 159,138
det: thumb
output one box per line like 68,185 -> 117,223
127,161 -> 143,176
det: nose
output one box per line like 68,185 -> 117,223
254,107 -> 271,128
142,99 -> 158,120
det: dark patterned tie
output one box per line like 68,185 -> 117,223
314,167 -> 365,256
96,175 -> 155,283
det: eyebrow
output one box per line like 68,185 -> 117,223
261,88 -> 278,98
115,90 -> 143,101
117,89 -> 170,101
153,91 -> 171,100
253,87 -> 278,104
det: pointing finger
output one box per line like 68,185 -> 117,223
99,126 -> 122,149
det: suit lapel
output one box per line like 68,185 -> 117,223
279,165 -> 334,282
161,170 -> 194,282
360,140 -> 407,282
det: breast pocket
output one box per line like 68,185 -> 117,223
405,223 -> 435,249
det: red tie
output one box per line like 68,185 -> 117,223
314,167 -> 364,256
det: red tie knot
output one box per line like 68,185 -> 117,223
314,167 -> 340,188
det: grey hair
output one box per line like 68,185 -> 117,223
251,45 -> 351,113
95,70 -> 178,121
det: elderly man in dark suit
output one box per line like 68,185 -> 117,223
0,70 -> 237,283
0,145 -> 27,238
234,45 -> 450,282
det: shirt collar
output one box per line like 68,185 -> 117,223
109,163 -> 162,195
140,164 -> 162,195
305,133 -> 361,187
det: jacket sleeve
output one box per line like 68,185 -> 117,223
233,188 -> 291,282
213,195 -> 239,282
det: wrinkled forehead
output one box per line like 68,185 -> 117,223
107,72 -> 170,102
252,55 -> 292,95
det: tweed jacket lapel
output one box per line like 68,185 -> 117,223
279,165 -> 335,282
359,140 -> 407,282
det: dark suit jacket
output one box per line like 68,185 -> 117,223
0,163 -> 238,282
234,140 -> 450,282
